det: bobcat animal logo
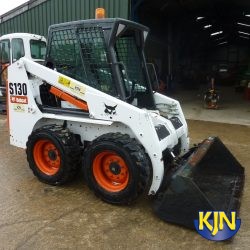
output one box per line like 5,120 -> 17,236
104,104 -> 117,115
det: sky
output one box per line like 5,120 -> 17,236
0,0 -> 29,16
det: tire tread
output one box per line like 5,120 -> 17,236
26,124 -> 81,185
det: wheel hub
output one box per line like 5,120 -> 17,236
109,162 -> 121,175
48,150 -> 57,161
33,140 -> 61,175
92,150 -> 129,192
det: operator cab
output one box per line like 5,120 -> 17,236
45,18 -> 155,109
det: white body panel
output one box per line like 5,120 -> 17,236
8,58 -> 189,195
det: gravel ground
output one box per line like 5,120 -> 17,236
0,115 -> 249,249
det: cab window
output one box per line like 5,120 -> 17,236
0,39 -> 10,64
12,38 -> 25,62
30,40 -> 46,60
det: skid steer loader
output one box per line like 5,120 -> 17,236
7,18 -> 244,229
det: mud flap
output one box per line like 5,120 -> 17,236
153,137 -> 245,229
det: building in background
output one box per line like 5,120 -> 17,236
0,0 -> 130,36
1,0 -> 250,101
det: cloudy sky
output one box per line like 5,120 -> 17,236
0,0 -> 29,16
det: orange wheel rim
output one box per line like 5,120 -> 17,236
33,139 -> 61,175
93,151 -> 129,192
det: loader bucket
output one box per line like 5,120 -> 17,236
153,137 -> 244,229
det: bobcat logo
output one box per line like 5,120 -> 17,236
104,104 -> 117,115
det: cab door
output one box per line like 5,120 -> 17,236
11,38 -> 25,63
0,38 -> 25,111
0,39 -> 10,87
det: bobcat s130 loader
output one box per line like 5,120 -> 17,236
7,17 -> 244,229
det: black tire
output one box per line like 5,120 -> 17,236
83,133 -> 151,205
26,125 -> 81,185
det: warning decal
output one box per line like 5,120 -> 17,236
13,104 -> 25,113
58,75 -> 86,97
58,76 -> 71,87
69,81 -> 86,96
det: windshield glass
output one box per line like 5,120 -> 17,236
30,40 -> 46,60
115,33 -> 149,97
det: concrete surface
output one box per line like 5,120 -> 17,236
172,86 -> 250,126
0,115 -> 249,249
